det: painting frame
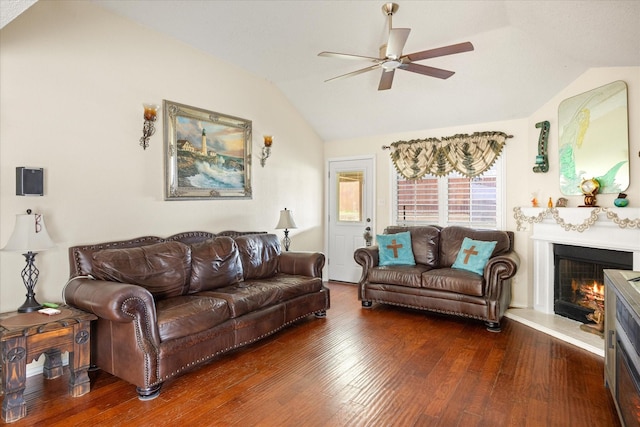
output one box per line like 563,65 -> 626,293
163,100 -> 252,200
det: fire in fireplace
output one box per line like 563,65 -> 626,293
554,244 -> 632,331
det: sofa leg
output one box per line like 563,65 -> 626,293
361,300 -> 373,308
485,321 -> 501,333
137,383 -> 162,401
314,310 -> 327,318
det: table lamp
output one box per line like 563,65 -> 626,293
2,209 -> 55,312
275,208 -> 297,251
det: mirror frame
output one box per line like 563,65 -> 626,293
558,80 -> 629,195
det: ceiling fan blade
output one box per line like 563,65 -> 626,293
385,28 -> 411,60
400,63 -> 455,79
405,41 -> 474,62
318,51 -> 381,62
324,63 -> 381,83
378,70 -> 395,91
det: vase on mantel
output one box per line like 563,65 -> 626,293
614,193 -> 629,208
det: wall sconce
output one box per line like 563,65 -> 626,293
275,207 -> 297,251
260,135 -> 273,167
140,103 -> 160,150
532,120 -> 550,173
1,209 -> 55,312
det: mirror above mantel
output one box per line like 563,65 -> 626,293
558,80 -> 630,196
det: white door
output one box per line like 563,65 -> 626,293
327,157 -> 375,282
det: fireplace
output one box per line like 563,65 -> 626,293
554,244 -> 633,326
510,207 -> 640,356
526,208 -> 640,317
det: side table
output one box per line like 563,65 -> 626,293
0,305 -> 96,423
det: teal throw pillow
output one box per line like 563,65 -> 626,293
452,237 -> 497,275
377,231 -> 416,266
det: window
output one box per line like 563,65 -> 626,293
337,171 -> 363,222
393,158 -> 504,229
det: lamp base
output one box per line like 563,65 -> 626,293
17,295 -> 42,313
17,251 -> 43,313
283,229 -> 291,251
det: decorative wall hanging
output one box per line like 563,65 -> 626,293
532,121 -> 549,173
164,100 -> 252,200
388,131 -> 512,179
558,80 -> 629,195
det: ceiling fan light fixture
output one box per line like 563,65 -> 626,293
381,60 -> 401,71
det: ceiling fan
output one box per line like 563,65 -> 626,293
318,2 -> 474,91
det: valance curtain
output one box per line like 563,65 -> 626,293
390,131 -> 512,179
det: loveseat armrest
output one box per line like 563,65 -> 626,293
64,277 -> 161,345
354,246 -> 379,273
483,251 -> 520,300
279,252 -> 325,278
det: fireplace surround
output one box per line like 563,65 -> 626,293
516,207 -> 640,314
510,207 -> 640,355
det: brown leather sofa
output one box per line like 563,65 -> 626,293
64,231 -> 329,400
354,226 -> 519,331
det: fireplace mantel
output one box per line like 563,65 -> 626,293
515,207 -> 640,314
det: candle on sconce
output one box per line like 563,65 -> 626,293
140,103 -> 160,150
143,103 -> 160,121
260,135 -> 273,167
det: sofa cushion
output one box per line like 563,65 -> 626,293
91,241 -> 191,300
440,226 -> 511,267
377,231 -> 416,266
385,226 -> 441,267
451,237 -> 497,275
189,236 -> 243,293
155,296 -> 230,341
368,265 -> 432,288
202,274 -> 322,318
235,234 -> 280,280
422,268 -> 485,297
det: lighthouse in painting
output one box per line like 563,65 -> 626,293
201,129 -> 207,155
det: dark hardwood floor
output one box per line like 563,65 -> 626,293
2,282 -> 621,426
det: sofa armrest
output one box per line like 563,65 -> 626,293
64,277 -> 161,345
354,246 -> 379,271
483,251 -> 520,300
354,246 -> 379,300
279,252 -> 325,278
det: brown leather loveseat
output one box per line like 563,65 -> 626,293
354,226 -> 518,331
64,231 -> 329,400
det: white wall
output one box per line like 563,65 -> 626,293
325,66 -> 640,309
0,1 -> 325,312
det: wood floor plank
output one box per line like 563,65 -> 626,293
1,282 -> 622,426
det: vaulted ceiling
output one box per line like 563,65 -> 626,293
4,1 -> 640,141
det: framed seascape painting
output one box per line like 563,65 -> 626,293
164,100 -> 252,200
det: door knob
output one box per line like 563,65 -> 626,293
363,226 -> 373,246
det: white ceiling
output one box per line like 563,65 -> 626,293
4,1 -> 640,141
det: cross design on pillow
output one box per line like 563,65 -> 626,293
386,239 -> 403,258
462,245 -> 479,264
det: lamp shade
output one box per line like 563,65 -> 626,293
275,208 -> 297,230
2,212 -> 55,252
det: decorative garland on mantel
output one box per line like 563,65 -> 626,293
513,207 -> 640,232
